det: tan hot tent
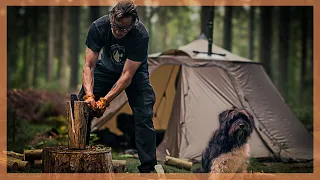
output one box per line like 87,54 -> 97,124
91,37 -> 313,162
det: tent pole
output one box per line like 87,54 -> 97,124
208,6 -> 214,56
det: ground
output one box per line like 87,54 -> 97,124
6,89 -> 314,174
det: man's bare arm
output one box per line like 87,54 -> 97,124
103,59 -> 142,104
82,47 -> 99,96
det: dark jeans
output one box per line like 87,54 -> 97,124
78,60 -> 157,173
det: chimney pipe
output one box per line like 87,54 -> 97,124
208,7 -> 214,56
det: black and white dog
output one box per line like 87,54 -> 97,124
197,108 -> 255,173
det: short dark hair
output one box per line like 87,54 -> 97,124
110,0 -> 139,23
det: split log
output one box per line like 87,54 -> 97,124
6,151 -> 24,160
5,156 -> 27,172
42,146 -> 113,173
165,156 -> 193,171
112,160 -> 126,173
24,149 -> 43,161
67,101 -> 89,149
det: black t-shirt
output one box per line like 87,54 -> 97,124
85,15 -> 149,75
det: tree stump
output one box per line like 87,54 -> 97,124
42,146 -> 113,173
67,101 -> 89,149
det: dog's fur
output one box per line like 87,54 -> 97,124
197,108 -> 255,173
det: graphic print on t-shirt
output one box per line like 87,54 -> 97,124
110,44 -> 126,65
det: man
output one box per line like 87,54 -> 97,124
78,0 -> 157,173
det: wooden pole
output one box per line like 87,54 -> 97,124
67,101 -> 89,149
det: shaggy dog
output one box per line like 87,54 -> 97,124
197,108 -> 255,173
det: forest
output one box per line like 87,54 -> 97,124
7,6 -> 313,129
5,5 -> 314,173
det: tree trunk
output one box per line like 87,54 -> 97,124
59,7 -> 69,90
138,6 -> 147,24
69,7 -> 80,90
48,7 -> 55,82
248,7 -> 255,60
42,146 -> 113,173
7,7 -> 20,89
259,6 -> 273,77
223,6 -> 233,51
56,7 -> 63,80
147,7 -> 158,53
32,7 -> 39,88
278,7 -> 290,98
307,8 -> 313,92
158,8 -> 169,51
90,6 -> 100,23
300,7 -> 308,103
67,101 -> 89,150
42,7 -> 49,82
22,8 -> 30,87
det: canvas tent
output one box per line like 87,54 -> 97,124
91,37 -> 313,162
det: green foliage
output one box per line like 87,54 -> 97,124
148,6 -> 200,53
89,133 -> 100,145
248,158 -> 313,173
28,137 -> 68,150
37,80 -> 67,92
111,152 -> 312,173
289,103 -> 313,133
7,109 -> 53,153
44,116 -> 67,129
56,124 -> 68,135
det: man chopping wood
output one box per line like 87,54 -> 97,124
77,0 -> 157,173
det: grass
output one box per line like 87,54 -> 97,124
7,120 -> 54,153
111,152 -> 313,173
247,158 -> 313,173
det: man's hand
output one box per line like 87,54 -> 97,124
95,97 -> 110,117
83,94 -> 97,111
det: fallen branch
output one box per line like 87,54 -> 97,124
165,156 -> 193,171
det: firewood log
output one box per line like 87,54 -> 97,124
23,149 -> 43,161
2,156 -> 28,172
165,156 -> 193,171
4,151 -> 24,160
